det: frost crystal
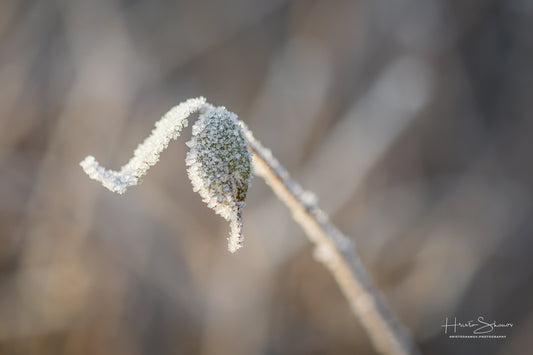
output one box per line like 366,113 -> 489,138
186,105 -> 252,252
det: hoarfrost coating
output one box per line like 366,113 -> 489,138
80,98 -> 252,252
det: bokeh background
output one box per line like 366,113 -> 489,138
1,0 -> 532,354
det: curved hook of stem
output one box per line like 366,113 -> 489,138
80,97 -> 207,194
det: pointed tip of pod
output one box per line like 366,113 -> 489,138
227,205 -> 244,253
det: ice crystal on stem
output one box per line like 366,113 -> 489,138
80,97 -> 251,252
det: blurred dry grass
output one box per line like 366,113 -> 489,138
1,0 -> 533,354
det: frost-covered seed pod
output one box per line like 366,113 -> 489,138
186,106 -> 252,252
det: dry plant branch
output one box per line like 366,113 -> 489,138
80,98 -> 419,354
243,126 -> 419,355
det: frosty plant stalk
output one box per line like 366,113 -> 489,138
80,97 -> 419,354
80,97 -> 251,252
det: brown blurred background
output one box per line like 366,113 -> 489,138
1,0 -> 532,354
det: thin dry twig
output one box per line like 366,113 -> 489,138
243,124 -> 420,355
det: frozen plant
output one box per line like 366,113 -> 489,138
80,98 -> 419,355
80,97 -> 251,252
